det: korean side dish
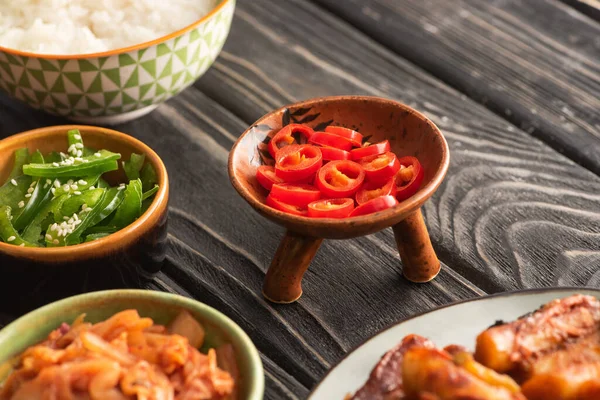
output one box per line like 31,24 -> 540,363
0,309 -> 236,400
0,0 -> 219,55
256,124 -> 424,218
0,129 -> 159,247
349,294 -> 600,400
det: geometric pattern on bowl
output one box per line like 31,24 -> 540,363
0,0 -> 234,120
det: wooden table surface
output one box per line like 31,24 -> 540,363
1,0 -> 600,398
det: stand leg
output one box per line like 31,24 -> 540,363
262,231 -> 323,304
392,208 -> 440,282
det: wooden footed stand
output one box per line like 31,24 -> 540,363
262,208 -> 440,303
262,231 -> 323,303
393,208 -> 440,282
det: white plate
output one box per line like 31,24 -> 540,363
308,287 -> 600,399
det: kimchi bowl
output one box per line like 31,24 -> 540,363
0,289 -> 264,399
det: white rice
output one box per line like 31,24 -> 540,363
0,0 -> 219,55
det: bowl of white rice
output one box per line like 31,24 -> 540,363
0,0 -> 235,124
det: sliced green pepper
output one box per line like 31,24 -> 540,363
44,151 -> 62,164
86,187 -> 125,227
109,179 -> 142,229
0,175 -> 32,211
12,177 -> 55,231
97,178 -> 110,189
67,129 -> 84,158
30,150 -> 44,164
141,185 -> 159,201
23,150 -> 120,178
140,163 -> 158,192
123,153 -> 145,181
7,148 -> 29,181
84,232 -> 112,242
52,175 -> 101,197
0,205 -> 37,247
58,189 -> 105,221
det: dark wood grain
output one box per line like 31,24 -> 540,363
313,0 -> 600,175
0,0 -> 599,398
195,0 -> 600,294
560,0 -> 600,21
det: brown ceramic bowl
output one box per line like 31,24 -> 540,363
0,125 -> 169,313
229,96 -> 449,303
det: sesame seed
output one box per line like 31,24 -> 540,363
45,234 -> 52,240
67,179 -> 74,185
84,207 -> 93,212
74,214 -> 79,221
83,160 -> 89,163
63,184 -> 70,191
51,188 -> 56,195
74,220 -> 82,225
75,143 -> 84,149
78,180 -> 87,185
10,179 -> 17,186
27,187 -> 34,194
19,243 -> 25,247
95,152 -> 102,157
60,152 -> 68,158
74,157 -> 83,162
53,239 -> 59,245
54,180 -> 60,188
52,162 -> 59,167
44,183 -> 49,189
29,181 -> 36,188
117,186 -> 125,190
50,224 -> 58,231
7,236 -> 15,242
25,194 -> 31,198
74,134 -> 81,140
81,204 -> 87,209
18,201 -> 25,208
76,150 -> 83,157
68,144 -> 76,154
89,185 -> 95,189
71,184 -> 78,190
63,216 -> 69,221
74,191 -> 81,195
46,179 -> 52,185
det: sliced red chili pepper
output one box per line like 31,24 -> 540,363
355,175 -> 397,205
316,160 -> 365,198
275,144 -> 323,182
307,198 -> 354,218
324,126 -> 363,147
266,194 -> 308,216
309,131 -> 353,151
319,146 -> 351,161
350,140 -> 391,160
358,151 -> 400,184
256,165 -> 283,191
349,195 -> 398,217
268,124 -> 314,158
270,183 -> 320,207
395,156 -> 424,201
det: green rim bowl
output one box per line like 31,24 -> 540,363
0,289 -> 264,399
0,0 -> 236,125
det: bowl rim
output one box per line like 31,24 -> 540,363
229,95 -> 450,229
0,125 -> 169,261
0,289 -> 265,400
0,0 -> 233,60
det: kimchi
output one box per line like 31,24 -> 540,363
0,309 -> 236,400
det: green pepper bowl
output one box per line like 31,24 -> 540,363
0,125 -> 170,314
0,289 -> 265,399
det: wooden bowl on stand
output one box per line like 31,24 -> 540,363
228,96 -> 449,303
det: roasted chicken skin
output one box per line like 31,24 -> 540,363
349,335 -> 524,400
474,294 -> 600,378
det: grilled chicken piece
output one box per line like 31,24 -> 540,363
402,347 -> 525,400
474,294 -> 600,377
350,335 -> 524,400
519,330 -> 600,400
350,334 -> 434,400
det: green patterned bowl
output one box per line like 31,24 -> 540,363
0,0 -> 235,125
0,289 -> 264,399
